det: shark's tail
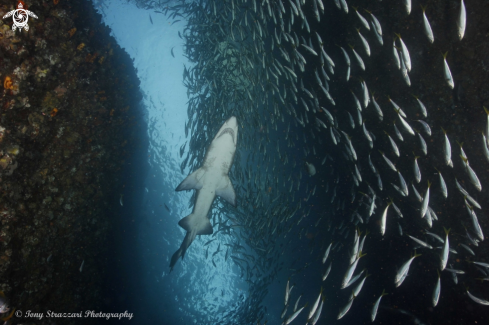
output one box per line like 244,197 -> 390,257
169,214 -> 214,272
170,230 -> 196,272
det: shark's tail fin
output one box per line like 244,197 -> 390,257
170,229 -> 197,272
169,214 -> 213,272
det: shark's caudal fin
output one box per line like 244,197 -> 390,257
169,214 -> 214,272
170,229 -> 197,272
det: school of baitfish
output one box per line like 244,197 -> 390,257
146,0 -> 488,323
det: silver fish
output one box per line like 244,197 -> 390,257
284,304 -> 306,325
392,40 -> 401,70
389,97 -> 407,117
443,52 -> 455,89
367,10 -> 382,35
340,0 -> 348,14
371,95 -> 383,121
380,202 -> 391,236
396,33 -> 411,71
350,46 -> 365,71
356,28 -> 370,56
354,7 -> 370,30
421,6 -> 434,43
322,262 -> 332,281
379,151 -> 397,171
460,243 -> 475,256
412,95 -> 428,117
371,19 -> 383,45
455,178 -> 480,209
460,156 -> 482,192
442,128 -> 454,167
416,120 -> 432,136
386,132 -> 400,157
412,183 -> 423,202
307,288 -> 323,320
337,296 -> 355,320
418,132 -> 428,155
440,228 -> 450,271
339,45 -> 350,66
398,111 -> 415,135
421,181 -> 431,218
457,0 -> 466,40
404,0 -> 411,15
465,200 -> 484,241
425,231 -> 444,244
393,122 -> 404,141
395,252 -> 421,287
408,235 -> 433,249
371,290 -> 387,322
413,155 -> 421,183
482,133 -> 489,162
433,271 -> 441,307
467,290 -> 489,306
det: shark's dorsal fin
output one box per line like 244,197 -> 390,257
216,175 -> 236,206
175,168 -> 204,191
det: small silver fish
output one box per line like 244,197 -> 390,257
371,290 -> 387,322
350,45 -> 365,70
467,290 -> 489,306
413,155 -> 421,183
440,228 -> 450,271
412,95 -> 428,117
356,29 -> 370,56
380,202 -> 391,236
386,132 -> 400,157
460,156 -> 482,192
353,7 -> 370,30
404,0 -> 411,15
408,235 -> 433,249
421,181 -> 431,218
443,52 -> 454,89
395,252 -> 421,287
398,112 -> 415,135
418,132 -> 428,155
457,0 -> 466,40
421,6 -> 434,43
392,40 -> 401,70
442,128 -> 453,167
395,33 -> 411,71
433,270 -> 441,307
371,95 -> 383,121
416,120 -> 432,136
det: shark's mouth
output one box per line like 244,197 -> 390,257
217,127 -> 236,143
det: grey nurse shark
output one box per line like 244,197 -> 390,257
170,116 -> 238,271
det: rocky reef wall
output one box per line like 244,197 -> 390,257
0,0 -> 146,321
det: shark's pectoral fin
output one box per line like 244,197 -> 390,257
175,168 -> 204,191
216,175 -> 236,206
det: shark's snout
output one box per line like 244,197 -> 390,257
217,116 -> 238,145
226,116 -> 237,128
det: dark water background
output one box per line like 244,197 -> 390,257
92,0 -> 489,324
